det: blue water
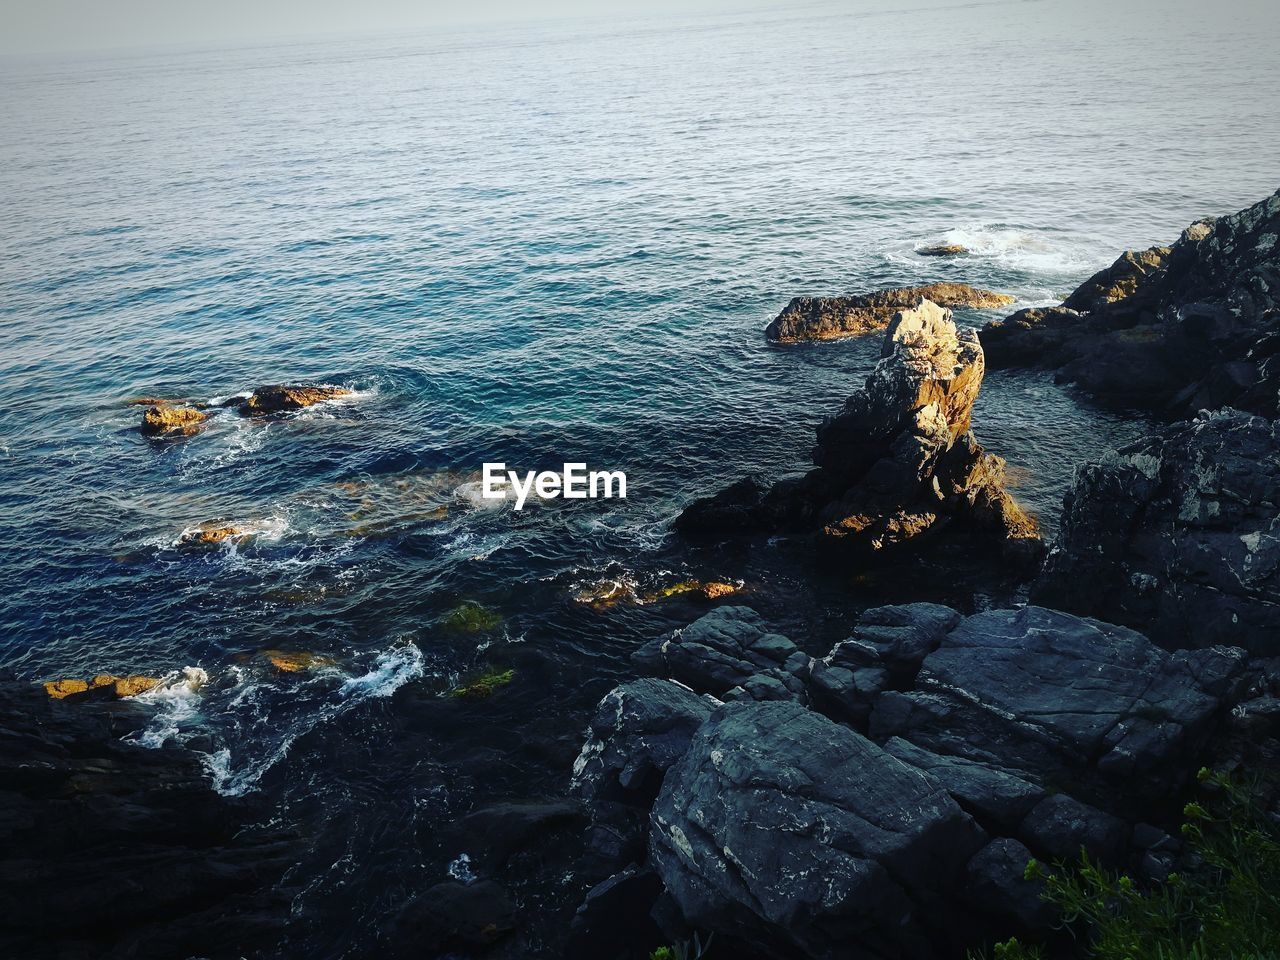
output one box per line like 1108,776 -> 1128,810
2,0 -> 1279,955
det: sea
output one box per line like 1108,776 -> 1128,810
2,0 -> 1278,954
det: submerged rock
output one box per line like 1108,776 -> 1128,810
765,282 -> 1015,343
649,699 -> 985,960
917,243 -> 970,257
681,300 -> 1040,561
259,650 -> 338,674
233,384 -> 352,416
980,189 -> 1280,416
139,404 -> 207,436
178,523 -> 251,547
1033,409 -> 1280,654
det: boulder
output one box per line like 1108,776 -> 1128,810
964,838 -> 1054,933
1033,410 -> 1280,654
871,605 -> 1248,816
649,699 -> 985,960
1018,793 -> 1128,863
979,189 -> 1280,417
140,404 -> 207,436
884,737 -> 1044,831
917,244 -> 970,257
178,523 -> 250,547
233,385 -> 351,415
42,674 -> 161,701
765,283 -> 1015,343
681,300 -> 1040,561
632,606 -> 810,702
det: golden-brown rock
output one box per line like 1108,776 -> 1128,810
238,385 -> 352,415
765,283 -> 1015,343
178,524 -> 249,547
916,244 -> 969,257
43,674 -> 161,700
260,650 -> 337,673
140,405 -> 207,436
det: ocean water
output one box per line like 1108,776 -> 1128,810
2,0 -> 1279,955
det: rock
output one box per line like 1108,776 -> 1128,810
572,680 -> 714,868
808,603 -> 961,725
884,737 -> 1044,831
766,283 -> 1016,343
42,674 -> 161,701
632,606 -> 810,702
178,523 -> 250,547
964,838 -> 1054,932
140,404 -> 207,436
234,384 -> 351,415
456,801 -> 584,870
567,866 -> 666,960
979,189 -> 1280,417
649,699 -> 985,960
1033,410 -> 1280,654
0,678 -> 298,959
1018,794 -> 1128,863
393,879 -> 516,954
871,605 -> 1248,815
917,244 -> 970,257
573,577 -> 746,608
259,650 -> 337,674
681,300 -> 1041,562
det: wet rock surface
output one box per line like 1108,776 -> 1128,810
980,189 -> 1280,416
765,282 -> 1015,343
1033,410 -> 1280,654
0,678 -> 298,960
139,403 -> 207,436
682,300 -> 1040,562
234,384 -> 352,415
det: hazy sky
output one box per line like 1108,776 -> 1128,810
0,0 -> 802,56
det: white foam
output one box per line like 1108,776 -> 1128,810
909,224 -> 1103,277
129,666 -> 210,748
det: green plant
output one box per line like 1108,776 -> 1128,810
649,931 -> 714,960
972,769 -> 1280,960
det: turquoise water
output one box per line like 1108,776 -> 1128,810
2,0 -> 1278,954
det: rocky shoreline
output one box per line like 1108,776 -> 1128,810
4,190 -> 1279,959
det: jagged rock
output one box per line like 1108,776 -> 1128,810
258,650 -> 338,673
1033,410 -> 1280,654
567,866 -> 666,959
808,603 -> 960,724
178,523 -> 250,547
233,384 -> 351,415
632,606 -> 809,702
140,404 -> 207,436
571,679 -> 714,867
964,838 -> 1054,932
765,283 -> 1015,343
917,244 -> 970,257
681,300 -> 1040,561
0,678 -> 297,959
884,737 -> 1044,831
871,605 -> 1248,816
980,189 -> 1280,416
42,674 -> 160,701
649,699 -> 985,960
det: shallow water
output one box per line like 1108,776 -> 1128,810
2,0 -> 1279,954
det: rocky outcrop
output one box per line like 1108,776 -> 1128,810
633,606 -> 810,702
766,283 -> 1015,343
233,384 -> 351,415
980,189 -> 1280,416
649,699 -> 986,960
917,244 -> 969,257
42,673 -> 160,700
139,404 -> 207,436
573,600 -> 1254,958
0,677 -> 297,959
681,300 -> 1040,560
1032,409 -> 1280,654
871,605 -> 1247,815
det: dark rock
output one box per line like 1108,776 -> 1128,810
979,190 -> 1280,417
917,244 -> 970,257
884,737 -> 1044,831
1018,794 -> 1129,863
567,866 -> 666,960
765,283 -> 1014,343
871,606 -> 1248,816
1033,410 -> 1280,654
632,606 -> 810,702
964,838 -> 1055,932
0,679 -> 298,960
393,879 -> 516,954
649,699 -> 985,960
234,384 -> 352,415
457,800 -> 584,870
682,301 -> 1041,562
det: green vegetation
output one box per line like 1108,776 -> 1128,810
442,601 -> 502,633
970,769 -> 1280,960
649,932 -> 714,960
449,667 -> 514,700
